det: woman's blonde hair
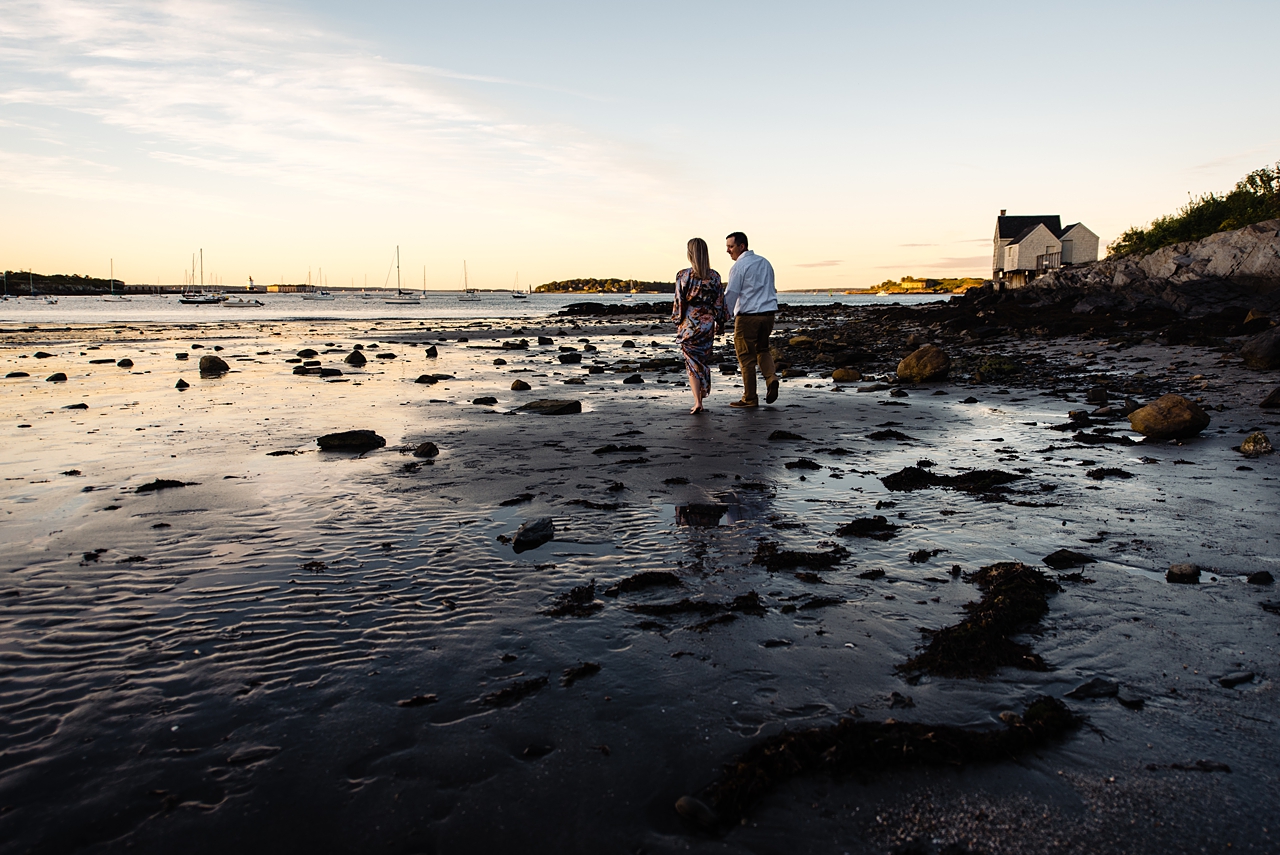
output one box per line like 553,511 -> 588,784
687,237 -> 711,280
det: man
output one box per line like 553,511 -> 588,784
723,231 -> 779,408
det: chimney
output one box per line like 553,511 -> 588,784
999,209 -> 1006,216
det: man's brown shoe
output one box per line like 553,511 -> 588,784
729,399 -> 758,408
765,379 -> 779,404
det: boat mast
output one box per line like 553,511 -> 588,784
396,246 -> 401,295
200,249 -> 204,290
110,258 -> 114,295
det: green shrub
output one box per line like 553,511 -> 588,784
1108,162 -> 1280,257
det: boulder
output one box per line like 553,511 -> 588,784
896,345 -> 950,383
1241,327 -> 1280,369
788,335 -> 815,348
46,373 -> 67,382
1127,394 -> 1210,439
1166,563 -> 1201,584
1247,570 -> 1274,585
1240,431 -> 1273,457
538,336 -> 554,345
515,399 -> 582,415
831,368 -> 861,383
175,379 -> 189,390
116,358 -> 134,368
296,348 -> 318,358
344,350 -> 367,367
317,430 -> 386,452
622,374 -> 644,384
511,379 -> 531,391
622,340 -> 636,348
558,352 -> 582,364
412,442 -> 439,458
513,516 -> 555,553
199,355 -> 230,376
494,358 -> 507,366
424,345 -> 438,358
1261,388 -> 1280,409
414,374 -> 436,384
472,396 -> 498,405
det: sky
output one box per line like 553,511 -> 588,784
2,0 -> 1278,291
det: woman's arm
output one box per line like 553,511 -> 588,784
713,271 -> 728,331
672,269 -> 687,323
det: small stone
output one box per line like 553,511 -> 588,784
1246,571 -> 1274,585
412,442 -> 439,458
46,373 -> 67,382
344,351 -> 367,367
1259,387 -> 1280,408
375,352 -> 397,360
511,379 -> 531,391
788,335 -> 815,348
1085,386 -> 1108,404
296,348 -> 318,358
1239,431 -> 1273,457
198,355 -> 230,376
831,368 -> 861,383
557,352 -> 582,364
513,516 -> 555,552
538,336 -> 554,346
424,345 -> 438,358
116,358 -> 134,368
1065,676 -> 1119,699
176,353 -> 188,360
34,351 -> 54,359
6,371 -> 29,378
472,396 -> 498,405
622,374 -> 643,384
674,795 -> 718,829
414,375 -> 436,384
494,358 -> 507,366
896,344 -> 950,383
1167,563 -> 1201,584
621,340 -> 636,348
175,379 -> 190,390
1128,394 -> 1210,440
1219,671 -> 1255,689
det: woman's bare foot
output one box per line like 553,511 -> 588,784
690,403 -> 704,414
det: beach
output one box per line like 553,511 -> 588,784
2,297 -> 1278,854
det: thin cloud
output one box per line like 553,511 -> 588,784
898,243 -> 937,247
794,260 -> 842,268
0,0 -> 664,211
875,255 -> 989,271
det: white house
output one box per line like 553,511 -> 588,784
993,212 -> 1099,286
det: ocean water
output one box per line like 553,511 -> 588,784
0,291 -> 946,326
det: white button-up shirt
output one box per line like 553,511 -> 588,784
724,250 -> 777,316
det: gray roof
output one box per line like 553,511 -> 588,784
997,215 -> 1062,242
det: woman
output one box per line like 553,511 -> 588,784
672,237 -> 728,413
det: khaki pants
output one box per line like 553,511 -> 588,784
733,312 -> 777,403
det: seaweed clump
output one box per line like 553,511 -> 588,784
752,541 -> 849,571
678,696 -> 1079,831
898,562 -> 1062,678
834,516 -> 901,541
540,580 -> 602,617
881,466 -> 1023,494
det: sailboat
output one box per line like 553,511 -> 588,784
102,259 -> 131,301
385,247 -> 421,304
457,261 -> 479,301
180,250 -> 222,304
511,272 -> 527,299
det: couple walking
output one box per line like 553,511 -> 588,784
672,232 -> 778,414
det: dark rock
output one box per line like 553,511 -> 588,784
538,336 -> 554,345
34,351 -> 53,359
560,661 -> 601,686
622,374 -> 643,384
558,352 -> 582,364
1219,671 -> 1255,688
1261,388 -> 1280,409
1065,677 -> 1119,699
6,371 -> 29,378
176,353 -> 188,360
198,355 -> 230,376
424,345 -> 438,358
1128,394 -> 1210,439
397,694 -> 438,707
622,340 -> 636,348
296,348 -> 318,358
1240,327 -> 1280,369
480,676 -> 548,707
516,399 -> 581,415
414,375 -> 436,384
604,571 -> 682,596
344,350 -> 367,366
513,516 -> 555,552
511,379 -> 531,391
319,368 -> 342,377
136,479 -> 192,493
1087,467 -> 1134,480
494,358 -> 507,366
375,352 -> 397,359
175,379 -> 189,390
1043,549 -> 1096,569
116,358 -> 134,368
768,430 -> 806,441
835,516 -> 900,540
472,396 -> 498,405
412,442 -> 439,458
46,373 -> 67,382
831,368 -> 861,383
63,402 -> 88,409
1247,571 -> 1274,585
1084,386 -> 1109,404
784,458 -> 821,470
317,430 -> 386,452
896,344 -> 950,383
1167,563 -> 1201,584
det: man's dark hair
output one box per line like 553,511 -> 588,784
726,231 -> 749,249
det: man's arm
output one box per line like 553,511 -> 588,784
723,264 -> 741,317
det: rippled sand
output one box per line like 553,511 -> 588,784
2,318 -> 1278,854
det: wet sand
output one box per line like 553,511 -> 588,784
2,315 -> 1278,854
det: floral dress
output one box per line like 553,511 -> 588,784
672,267 -> 728,394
